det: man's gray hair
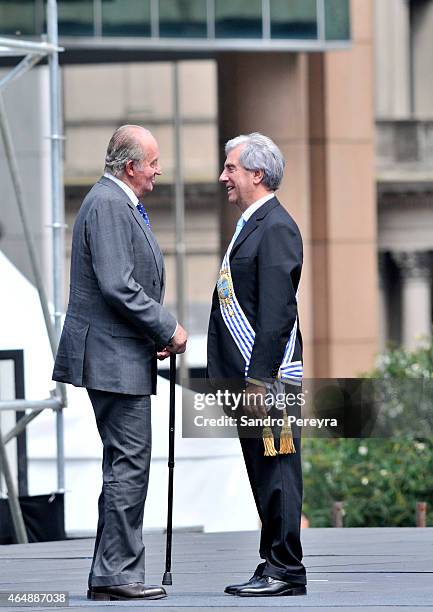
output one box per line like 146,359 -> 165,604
104,125 -> 149,176
225,132 -> 285,191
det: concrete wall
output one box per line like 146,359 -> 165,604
63,60 -> 218,184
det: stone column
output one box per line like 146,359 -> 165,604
378,253 -> 388,352
392,251 -> 431,350
412,0 -> 433,115
308,0 -> 378,376
374,0 -> 411,117
217,52 -> 314,374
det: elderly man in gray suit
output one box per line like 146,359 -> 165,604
53,125 -> 187,601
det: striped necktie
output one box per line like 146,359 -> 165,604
136,202 -> 151,229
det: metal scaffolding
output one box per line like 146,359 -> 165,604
0,0 -> 66,543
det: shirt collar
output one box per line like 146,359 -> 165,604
241,192 -> 275,223
104,172 -> 139,206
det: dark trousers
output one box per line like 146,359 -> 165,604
237,390 -> 306,585
87,389 -> 152,587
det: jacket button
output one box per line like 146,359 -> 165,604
152,279 -> 156,286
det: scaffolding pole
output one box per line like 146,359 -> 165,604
0,427 -> 28,544
47,0 -> 66,492
3,410 -> 44,445
0,53 -> 44,90
0,0 -> 66,541
0,37 -> 60,55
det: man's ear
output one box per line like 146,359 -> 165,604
125,159 -> 135,177
252,169 -> 264,185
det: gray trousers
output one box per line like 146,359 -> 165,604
87,389 -> 152,587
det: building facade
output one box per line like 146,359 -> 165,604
375,0 -> 433,351
5,0 -> 425,377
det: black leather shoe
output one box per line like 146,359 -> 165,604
224,564 -> 265,595
225,575 -> 262,595
236,576 -> 307,597
87,582 -> 167,601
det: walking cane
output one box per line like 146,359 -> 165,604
162,353 -> 176,585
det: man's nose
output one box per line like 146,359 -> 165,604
219,170 -> 227,182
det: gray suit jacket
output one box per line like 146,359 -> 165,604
52,176 -> 177,395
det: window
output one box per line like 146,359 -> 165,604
325,0 -> 350,40
0,0 -> 38,36
58,0 -> 94,36
0,0 -> 351,48
102,0 -> 151,37
270,0 -> 317,39
215,0 -> 262,38
159,0 -> 207,38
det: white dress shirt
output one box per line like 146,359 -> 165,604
104,172 -> 138,205
241,192 -> 275,223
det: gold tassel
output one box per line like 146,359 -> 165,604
279,414 -> 296,455
263,426 -> 278,457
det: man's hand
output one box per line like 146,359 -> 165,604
167,323 -> 188,354
156,348 -> 170,360
244,382 -> 267,419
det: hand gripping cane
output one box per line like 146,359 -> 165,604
162,353 -> 176,585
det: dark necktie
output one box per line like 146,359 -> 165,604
136,202 -> 151,229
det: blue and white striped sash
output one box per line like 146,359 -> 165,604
217,243 -> 303,384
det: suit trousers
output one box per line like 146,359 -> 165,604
237,386 -> 306,585
87,389 -> 152,587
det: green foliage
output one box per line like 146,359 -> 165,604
302,437 -> 433,527
302,341 -> 433,527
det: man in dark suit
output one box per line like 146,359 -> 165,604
53,125 -> 187,601
207,132 -> 306,597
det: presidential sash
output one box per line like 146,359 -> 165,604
217,241 -> 303,384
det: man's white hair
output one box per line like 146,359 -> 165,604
104,125 -> 152,176
225,132 -> 285,191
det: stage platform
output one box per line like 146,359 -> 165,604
1,528 -> 432,610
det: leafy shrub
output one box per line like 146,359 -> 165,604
302,342 -> 433,526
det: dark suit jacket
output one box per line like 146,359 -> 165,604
207,196 -> 303,386
53,176 -> 176,395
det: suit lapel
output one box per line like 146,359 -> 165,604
230,220 -> 258,259
98,176 -> 163,281
230,196 -> 279,260
130,205 -> 163,282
